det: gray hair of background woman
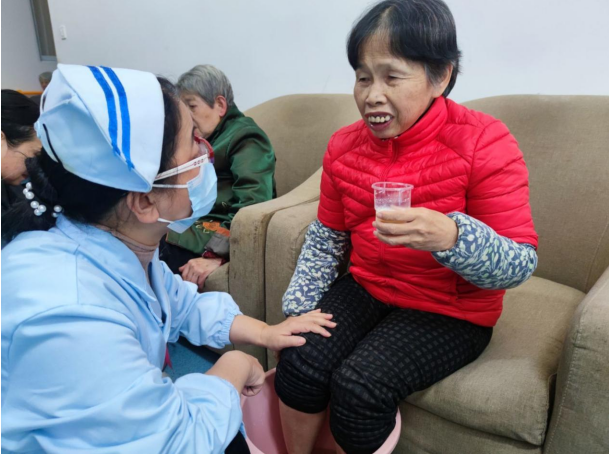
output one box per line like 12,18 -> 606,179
177,64 -> 235,108
39,72 -> 53,85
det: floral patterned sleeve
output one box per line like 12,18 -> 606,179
282,220 -> 350,316
433,212 -> 538,290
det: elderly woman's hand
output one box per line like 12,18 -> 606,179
373,207 -> 458,252
179,257 -> 223,291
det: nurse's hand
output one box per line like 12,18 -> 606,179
261,309 -> 336,351
206,350 -> 265,397
243,355 -> 266,397
373,207 -> 458,252
179,257 -> 223,291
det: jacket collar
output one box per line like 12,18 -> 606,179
366,96 -> 448,154
207,104 -> 243,144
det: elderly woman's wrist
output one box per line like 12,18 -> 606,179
433,214 -> 459,253
441,217 -> 459,251
433,212 -> 464,257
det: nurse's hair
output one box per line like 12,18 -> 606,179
2,78 -> 182,244
347,0 -> 461,97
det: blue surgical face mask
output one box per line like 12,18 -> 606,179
153,139 -> 217,234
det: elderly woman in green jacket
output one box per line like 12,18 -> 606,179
160,65 -> 276,288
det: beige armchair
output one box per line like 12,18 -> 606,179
263,95 -> 609,453
203,95 -> 360,363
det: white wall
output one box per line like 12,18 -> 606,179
46,0 -> 609,110
1,0 -> 57,91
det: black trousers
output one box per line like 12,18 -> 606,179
275,275 -> 493,454
225,431 -> 250,454
158,237 -> 199,275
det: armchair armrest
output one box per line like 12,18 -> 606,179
264,200 -> 320,368
227,168 -> 322,365
545,265 -> 609,454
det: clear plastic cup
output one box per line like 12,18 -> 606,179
372,182 -> 413,221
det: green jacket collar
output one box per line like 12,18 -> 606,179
208,104 -> 243,144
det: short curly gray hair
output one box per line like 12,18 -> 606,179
177,64 -> 235,108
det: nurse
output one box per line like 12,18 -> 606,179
1,65 -> 335,454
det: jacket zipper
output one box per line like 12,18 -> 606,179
380,139 -> 399,181
378,140 -> 400,281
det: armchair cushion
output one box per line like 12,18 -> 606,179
407,277 -> 584,445
397,403 -> 541,454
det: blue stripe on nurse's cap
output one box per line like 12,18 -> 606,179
87,66 -> 120,158
36,64 -> 164,192
101,66 -> 133,170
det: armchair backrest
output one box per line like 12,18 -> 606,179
246,94 -> 361,197
463,95 -> 609,292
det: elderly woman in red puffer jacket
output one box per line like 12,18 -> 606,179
274,1 -> 539,453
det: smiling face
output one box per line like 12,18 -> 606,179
353,35 -> 449,139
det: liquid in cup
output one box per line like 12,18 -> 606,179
372,182 -> 413,223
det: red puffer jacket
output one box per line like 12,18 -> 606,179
318,96 -> 538,327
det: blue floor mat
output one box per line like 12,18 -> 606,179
164,338 -> 220,381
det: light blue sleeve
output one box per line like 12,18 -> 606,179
282,220 -> 350,316
432,212 -> 538,290
160,261 -> 242,347
2,305 -> 242,454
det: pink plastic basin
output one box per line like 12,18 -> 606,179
241,369 -> 401,454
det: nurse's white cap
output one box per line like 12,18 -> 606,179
35,63 -> 164,192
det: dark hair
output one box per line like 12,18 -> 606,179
2,77 -> 182,243
347,0 -> 461,97
1,89 -> 40,146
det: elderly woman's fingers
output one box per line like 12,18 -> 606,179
373,220 -> 415,236
374,230 -> 413,247
196,273 -> 207,291
376,207 -> 420,223
187,269 -> 197,283
180,263 -> 191,280
182,264 -> 200,285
